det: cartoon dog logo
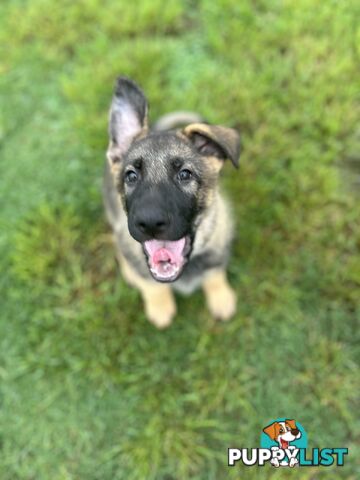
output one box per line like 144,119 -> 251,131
263,419 -> 302,467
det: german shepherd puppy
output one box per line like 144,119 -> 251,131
103,77 -> 241,329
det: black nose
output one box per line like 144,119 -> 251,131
291,428 -> 299,436
135,209 -> 169,237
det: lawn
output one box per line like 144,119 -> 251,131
0,0 -> 359,478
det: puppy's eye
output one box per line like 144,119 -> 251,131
125,170 -> 138,184
178,169 -> 192,181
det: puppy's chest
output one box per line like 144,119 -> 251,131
172,251 -> 225,294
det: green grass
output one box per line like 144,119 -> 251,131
0,0 -> 359,478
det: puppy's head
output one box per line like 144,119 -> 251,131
107,77 -> 241,282
263,420 -> 301,448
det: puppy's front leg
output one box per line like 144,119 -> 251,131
202,269 -> 237,321
119,253 -> 176,329
141,282 -> 176,329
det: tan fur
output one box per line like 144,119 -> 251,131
203,155 -> 223,174
106,142 -> 122,177
190,190 -> 233,259
202,269 -> 237,321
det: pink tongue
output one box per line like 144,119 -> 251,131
154,248 -> 172,263
145,238 -> 186,267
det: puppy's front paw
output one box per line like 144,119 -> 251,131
203,270 -> 237,322
289,457 -> 298,468
270,458 -> 280,468
145,297 -> 176,329
207,284 -> 237,321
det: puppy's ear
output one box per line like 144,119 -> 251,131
183,123 -> 241,169
263,422 -> 278,441
107,76 -> 148,175
286,419 -> 297,430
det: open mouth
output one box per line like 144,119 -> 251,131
143,236 -> 191,282
280,439 -> 289,449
